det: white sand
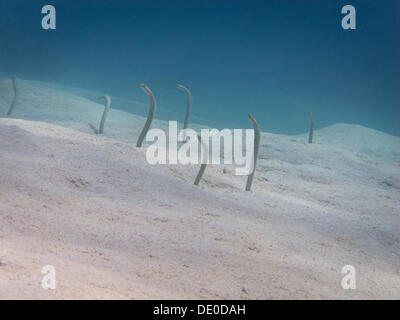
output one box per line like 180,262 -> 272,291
0,79 -> 399,299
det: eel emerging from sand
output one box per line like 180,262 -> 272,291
194,134 -> 209,186
6,77 -> 17,116
245,113 -> 260,191
98,95 -> 111,134
136,84 -> 156,148
177,84 -> 191,130
308,111 -> 314,144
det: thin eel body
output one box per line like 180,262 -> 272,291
308,111 -> 314,144
136,84 -> 156,147
177,84 -> 191,130
194,135 -> 208,186
98,95 -> 111,134
245,113 -> 260,191
6,77 -> 17,116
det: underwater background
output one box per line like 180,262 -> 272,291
0,0 -> 398,135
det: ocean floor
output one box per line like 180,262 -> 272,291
0,78 -> 399,299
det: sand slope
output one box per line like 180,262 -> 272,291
0,79 -> 399,299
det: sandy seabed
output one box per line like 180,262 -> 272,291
0,79 -> 399,299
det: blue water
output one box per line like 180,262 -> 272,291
0,0 -> 399,135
